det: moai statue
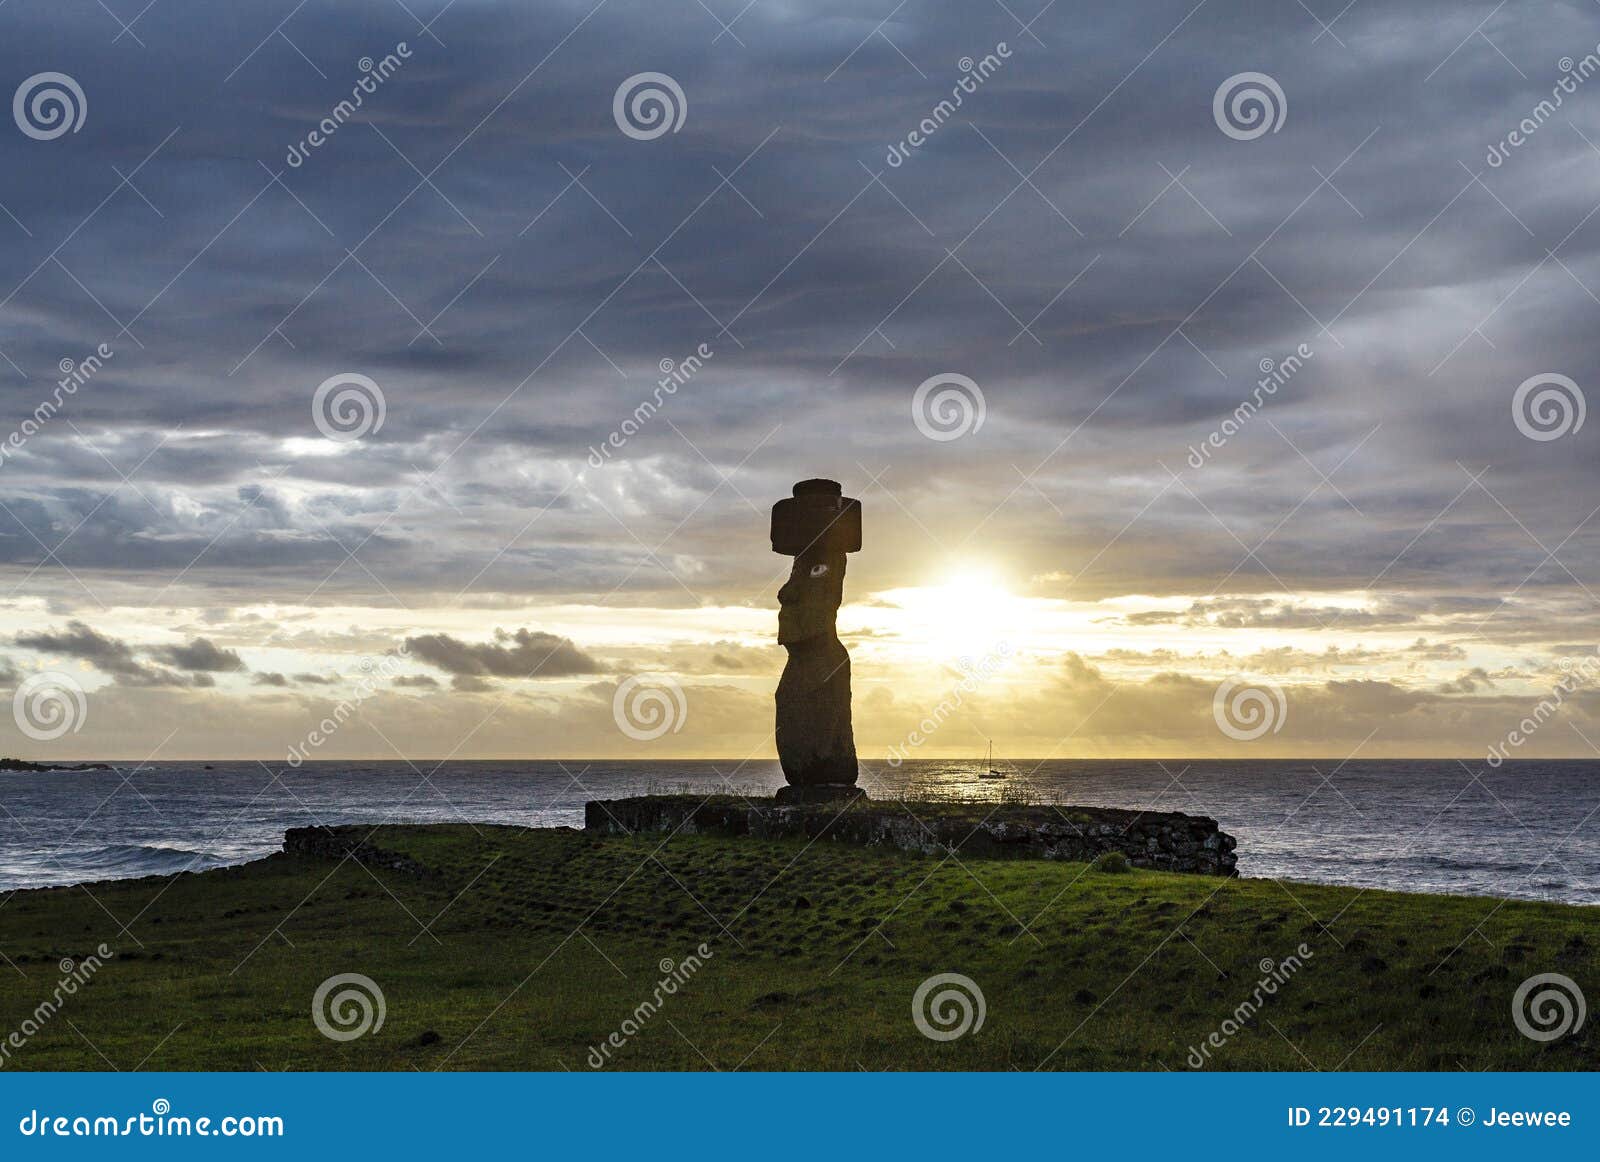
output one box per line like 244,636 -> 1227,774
771,479 -> 864,804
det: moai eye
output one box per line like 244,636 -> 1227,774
808,563 -> 830,578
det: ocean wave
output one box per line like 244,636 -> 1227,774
1252,850 -> 1545,875
56,843 -> 238,879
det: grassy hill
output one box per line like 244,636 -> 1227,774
0,823 -> 1593,1070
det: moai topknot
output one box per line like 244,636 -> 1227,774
771,479 -> 864,803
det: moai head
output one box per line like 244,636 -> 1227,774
771,479 -> 861,645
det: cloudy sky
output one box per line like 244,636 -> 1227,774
3,0 -> 1600,761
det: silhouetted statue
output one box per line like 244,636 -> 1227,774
771,479 -> 863,803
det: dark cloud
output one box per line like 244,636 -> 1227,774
1439,667 -> 1496,694
16,620 -> 240,686
405,628 -> 604,680
152,637 -> 246,672
0,0 -> 1594,609
15,621 -> 143,677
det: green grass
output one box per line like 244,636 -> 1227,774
0,824 -> 1594,1071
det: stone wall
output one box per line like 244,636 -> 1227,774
283,826 -> 435,877
585,796 -> 1237,876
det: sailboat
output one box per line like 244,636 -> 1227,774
978,739 -> 1007,780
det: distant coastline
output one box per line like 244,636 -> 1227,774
0,757 -> 111,772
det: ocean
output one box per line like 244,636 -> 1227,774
1,759 -> 1595,904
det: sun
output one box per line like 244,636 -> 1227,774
885,568 -> 1022,663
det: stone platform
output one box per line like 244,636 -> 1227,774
584,795 -> 1237,876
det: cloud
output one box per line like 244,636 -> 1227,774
15,621 -> 243,687
151,637 -> 246,672
405,628 -> 604,681
1438,667 -> 1495,694
16,621 -> 144,677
